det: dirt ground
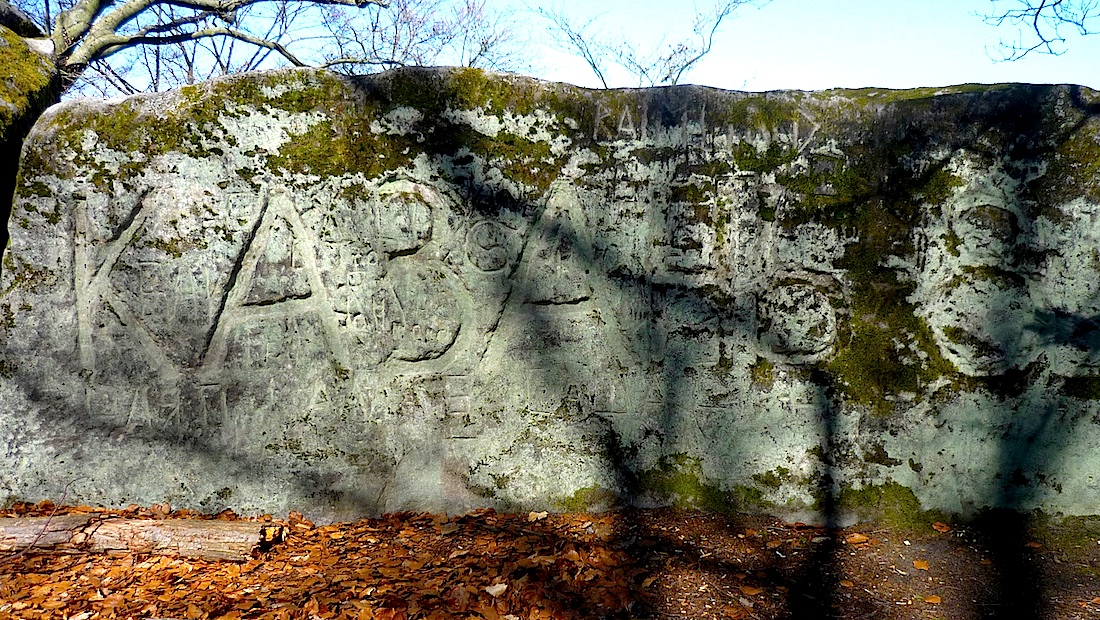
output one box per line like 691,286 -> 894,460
2,502 -> 1100,619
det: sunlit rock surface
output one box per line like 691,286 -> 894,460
3,67 -> 1100,523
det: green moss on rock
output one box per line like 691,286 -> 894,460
268,115 -> 410,180
919,167 -> 965,206
749,356 -> 776,390
555,485 -> 620,512
834,481 -> 947,529
1048,120 -> 1100,203
638,453 -> 771,513
0,27 -> 56,136
2,255 -> 55,294
710,94 -> 802,132
804,171 -> 959,415
734,142 -> 797,174
825,84 -> 1008,108
144,235 -> 207,259
384,67 -> 540,119
864,442 -> 902,467
1030,514 -> 1100,564
751,466 -> 792,490
0,302 -> 13,329
33,70 -> 364,183
827,271 -> 955,416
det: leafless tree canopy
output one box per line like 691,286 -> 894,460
986,0 -> 1100,59
12,0 -> 388,93
318,0 -> 529,74
8,0 -> 764,98
10,0 -> 527,97
539,1 -> 768,88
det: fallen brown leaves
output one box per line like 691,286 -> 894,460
3,502 -> 1100,620
0,503 -> 645,620
843,533 -> 869,546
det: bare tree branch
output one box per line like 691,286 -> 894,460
12,0 -> 525,97
540,1 -> 768,89
985,0 -> 1100,59
667,1 -> 737,85
319,55 -> 405,69
537,6 -> 611,88
133,10 -> 213,36
89,57 -> 143,94
447,0 -> 527,70
317,0 -> 529,76
58,0 -> 386,68
89,24 -> 310,66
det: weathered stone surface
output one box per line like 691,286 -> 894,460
4,67 -> 1100,523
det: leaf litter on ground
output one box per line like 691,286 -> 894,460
3,501 -> 1100,619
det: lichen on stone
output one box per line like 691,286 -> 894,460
6,68 -> 1100,523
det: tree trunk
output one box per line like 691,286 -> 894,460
0,514 -> 285,561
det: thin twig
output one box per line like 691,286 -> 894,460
1,477 -> 85,562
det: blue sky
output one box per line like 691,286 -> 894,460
523,0 -> 1100,91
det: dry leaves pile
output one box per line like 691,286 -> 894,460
3,502 -> 1100,619
1,503 -> 644,620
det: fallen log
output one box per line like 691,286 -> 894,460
0,514 -> 286,561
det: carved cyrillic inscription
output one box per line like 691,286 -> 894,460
465,220 -> 514,272
387,262 -> 463,362
204,187 -> 347,374
64,177 -> 477,448
375,180 -> 436,257
242,214 -> 312,305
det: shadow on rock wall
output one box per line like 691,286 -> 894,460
3,68 -> 1100,617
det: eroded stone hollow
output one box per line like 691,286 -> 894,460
3,67 -> 1100,523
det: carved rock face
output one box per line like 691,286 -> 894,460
3,68 -> 1100,522
757,284 -> 837,364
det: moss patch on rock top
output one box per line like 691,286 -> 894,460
0,27 -> 55,136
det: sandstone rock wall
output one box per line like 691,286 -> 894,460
3,67 -> 1100,523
